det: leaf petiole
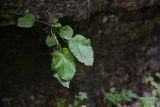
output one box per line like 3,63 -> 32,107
51,27 -> 61,49
36,20 -> 51,26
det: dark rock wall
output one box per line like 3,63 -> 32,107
0,0 -> 107,25
1,0 -> 160,107
1,0 -> 160,25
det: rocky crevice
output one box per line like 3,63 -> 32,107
1,0 -> 160,26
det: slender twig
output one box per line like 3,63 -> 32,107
36,20 -> 51,26
36,19 -> 62,49
51,27 -> 61,49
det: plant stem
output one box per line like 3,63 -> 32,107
36,19 -> 62,49
36,20 -> 51,26
51,27 -> 61,49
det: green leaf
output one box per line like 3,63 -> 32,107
51,18 -> 62,28
120,89 -> 138,102
73,99 -> 79,106
151,81 -> 160,89
52,18 -> 59,24
69,34 -> 94,66
17,13 -> 35,28
68,104 -> 73,107
110,87 -> 116,93
105,93 -> 122,105
156,72 -> 160,79
59,25 -> 73,39
54,23 -> 62,28
77,92 -> 88,101
139,97 -> 154,107
156,88 -> 160,98
53,73 -> 70,88
52,48 -> 76,81
45,35 -> 56,47
143,76 -> 153,84
56,98 -> 66,107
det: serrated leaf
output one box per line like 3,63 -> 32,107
59,25 -> 73,39
17,13 -> 35,28
52,48 -> 76,81
69,34 -> 94,66
53,73 -> 70,88
45,35 -> 56,47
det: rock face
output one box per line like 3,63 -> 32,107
1,0 -> 160,107
110,0 -> 160,10
1,9 -> 160,107
0,0 -> 107,26
0,0 -> 160,26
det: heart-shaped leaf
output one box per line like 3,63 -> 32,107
69,35 -> 94,66
59,25 -> 73,39
52,48 -> 76,81
46,35 -> 56,47
17,13 -> 35,28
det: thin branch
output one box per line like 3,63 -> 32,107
36,20 -> 51,26
51,27 -> 61,49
